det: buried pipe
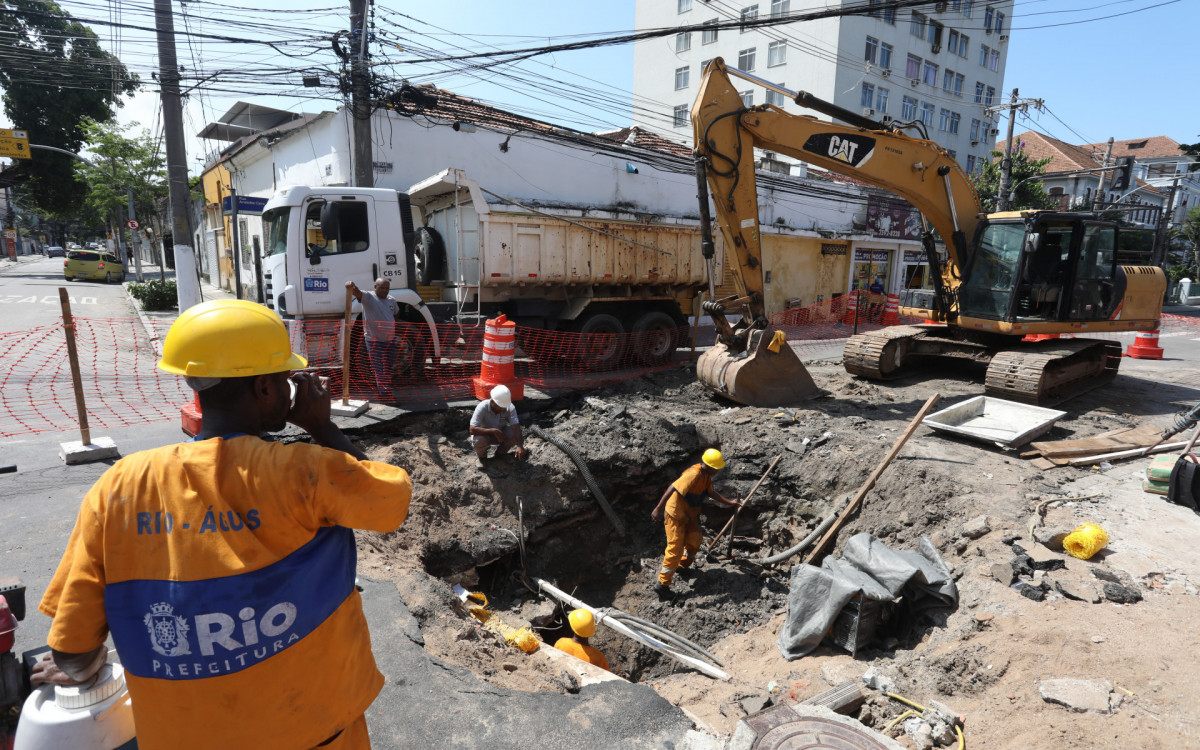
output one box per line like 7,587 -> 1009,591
602,611 -> 724,667
535,578 -> 729,681
752,499 -> 847,566
530,425 -> 625,535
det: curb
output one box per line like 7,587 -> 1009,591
121,281 -> 169,358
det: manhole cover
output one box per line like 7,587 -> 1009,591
742,704 -> 894,750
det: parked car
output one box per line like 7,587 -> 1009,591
64,250 -> 125,282
45,246 -> 66,258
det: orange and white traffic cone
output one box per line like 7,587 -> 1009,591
881,293 -> 899,325
1126,328 -> 1163,359
472,314 -> 525,401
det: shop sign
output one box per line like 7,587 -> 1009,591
903,250 -> 926,263
867,195 -> 922,239
853,249 -> 890,262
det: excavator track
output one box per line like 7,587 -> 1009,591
842,326 -> 930,379
984,339 -> 1123,405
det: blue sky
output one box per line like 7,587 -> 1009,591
6,0 -> 1197,173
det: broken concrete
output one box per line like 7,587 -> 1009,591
961,515 -> 991,539
1038,678 -> 1115,714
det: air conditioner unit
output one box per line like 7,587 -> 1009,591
971,141 -> 979,146
985,27 -> 992,34
999,34 -> 1009,42
910,78 -> 920,87
880,69 -> 891,78
862,108 -> 876,117
931,44 -> 941,53
989,128 -> 999,136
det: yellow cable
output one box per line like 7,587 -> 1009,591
885,692 -> 928,712
956,724 -> 965,749
882,709 -> 916,733
885,692 -> 966,749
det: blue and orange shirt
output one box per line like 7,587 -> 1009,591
39,436 -> 411,750
666,463 -> 713,519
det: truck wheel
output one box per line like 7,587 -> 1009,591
415,227 -> 445,285
574,313 -> 626,371
630,311 -> 679,366
392,327 -> 430,380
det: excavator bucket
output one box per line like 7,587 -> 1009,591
697,328 -> 820,407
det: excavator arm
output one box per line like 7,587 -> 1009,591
692,58 -> 982,325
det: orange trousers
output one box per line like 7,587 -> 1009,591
658,506 -> 702,587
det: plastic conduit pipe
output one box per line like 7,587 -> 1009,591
752,500 -> 847,565
536,578 -> 729,681
530,425 -> 625,535
886,692 -> 965,750
601,611 -> 724,667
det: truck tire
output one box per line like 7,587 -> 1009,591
574,313 -> 626,371
393,325 -> 430,380
415,227 -> 445,285
630,310 -> 679,366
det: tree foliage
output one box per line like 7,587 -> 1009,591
74,118 -> 167,231
0,0 -> 138,214
970,144 -> 1058,213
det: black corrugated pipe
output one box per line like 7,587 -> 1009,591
530,425 -> 625,535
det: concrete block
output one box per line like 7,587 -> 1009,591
59,437 -> 119,465
1038,678 -> 1114,713
330,399 -> 371,417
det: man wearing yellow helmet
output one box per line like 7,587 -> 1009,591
36,299 -> 412,750
553,609 -> 609,672
650,448 -> 740,599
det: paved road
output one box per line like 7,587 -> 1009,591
0,255 -> 136,333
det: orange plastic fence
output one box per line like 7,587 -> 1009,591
0,302 -> 1197,439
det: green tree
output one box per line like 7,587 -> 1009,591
970,143 -> 1057,213
1172,206 -> 1200,276
0,0 -> 138,215
74,117 -> 167,238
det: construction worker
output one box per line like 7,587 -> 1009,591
34,299 -> 411,750
469,384 -> 527,469
553,609 -> 610,672
651,448 -> 741,599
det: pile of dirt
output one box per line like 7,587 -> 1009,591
348,355 -> 1200,746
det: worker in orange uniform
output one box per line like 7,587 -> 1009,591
651,448 -> 740,599
33,299 -> 412,750
553,609 -> 609,671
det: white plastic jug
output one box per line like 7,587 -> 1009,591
13,661 -> 136,750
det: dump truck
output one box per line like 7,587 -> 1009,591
691,58 -> 1166,406
258,169 -> 725,373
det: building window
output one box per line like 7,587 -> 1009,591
923,60 -> 938,86
880,42 -> 893,69
906,53 -> 922,79
950,0 -> 962,11
869,0 -> 895,23
675,66 -> 690,90
957,34 -> 969,58
963,0 -> 974,18
911,11 -> 926,37
676,32 -> 692,53
768,40 -> 787,66
902,96 -> 918,119
766,86 -> 786,107
950,112 -> 961,134
953,73 -> 964,96
673,105 -> 689,128
702,19 -> 718,45
876,86 -> 889,113
865,36 -> 879,64
740,4 -> 758,31
738,47 -> 757,71
974,81 -> 985,103
984,6 -> 994,31
939,108 -> 951,131
701,58 -> 714,72
770,0 -> 789,19
994,11 -> 1004,33
947,149 -> 957,159
928,21 -> 943,47
967,154 -> 977,173
985,86 -> 995,105
948,30 -> 959,55
970,118 -> 981,140
979,43 -> 989,66
919,102 -> 935,126
988,49 -> 999,71
861,82 -> 876,109
943,69 -> 954,93
678,0 -> 692,12
740,90 -> 754,107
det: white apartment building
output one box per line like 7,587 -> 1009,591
633,0 -> 1014,176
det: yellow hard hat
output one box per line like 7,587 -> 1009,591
702,448 -> 725,470
568,609 -> 596,638
158,299 -> 307,378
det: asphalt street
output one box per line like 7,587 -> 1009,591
0,255 -> 135,333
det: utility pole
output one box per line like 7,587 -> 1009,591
989,88 -> 1044,211
1154,177 -> 1181,267
153,0 -> 202,310
230,187 -> 242,299
1091,137 -> 1114,212
349,0 -> 373,188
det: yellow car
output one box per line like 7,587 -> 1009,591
64,250 -> 126,283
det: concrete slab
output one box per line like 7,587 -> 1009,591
1038,678 -> 1114,713
58,437 -> 119,465
330,399 -> 370,417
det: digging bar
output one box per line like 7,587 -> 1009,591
802,393 -> 941,565
708,452 -> 782,556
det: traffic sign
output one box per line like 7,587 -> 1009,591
0,129 -> 30,160
126,219 -> 140,230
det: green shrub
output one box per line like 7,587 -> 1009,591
128,279 -> 178,311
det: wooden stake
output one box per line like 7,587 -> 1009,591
803,393 -> 941,565
58,288 -> 91,445
341,285 -> 354,405
708,452 -> 782,554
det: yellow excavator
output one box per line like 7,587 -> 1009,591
691,58 -> 1166,406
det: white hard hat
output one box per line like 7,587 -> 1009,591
490,384 -> 512,408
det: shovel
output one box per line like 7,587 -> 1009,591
708,453 -> 782,558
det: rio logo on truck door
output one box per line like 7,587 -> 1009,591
303,276 -> 329,292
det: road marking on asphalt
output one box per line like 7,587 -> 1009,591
0,295 -> 98,304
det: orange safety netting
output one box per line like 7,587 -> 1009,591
1,302 -> 1197,439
